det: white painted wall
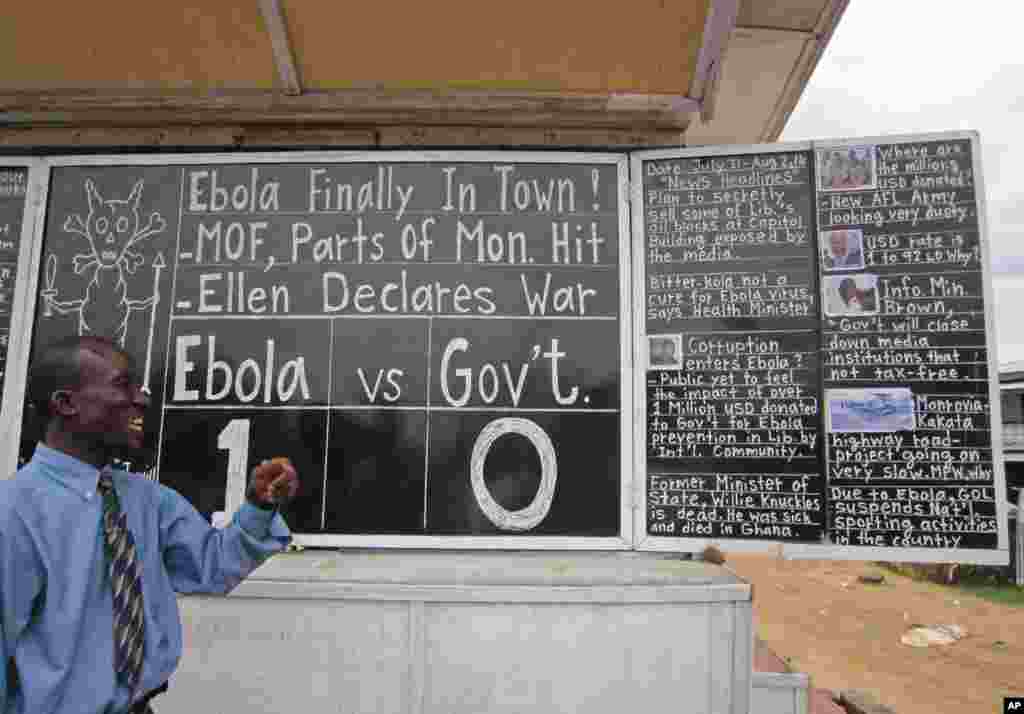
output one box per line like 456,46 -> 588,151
164,551 -> 754,714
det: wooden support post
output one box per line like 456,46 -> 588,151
1016,488 -> 1023,587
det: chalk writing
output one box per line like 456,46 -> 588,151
648,472 -> 823,539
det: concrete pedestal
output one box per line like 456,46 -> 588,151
165,551 -> 753,714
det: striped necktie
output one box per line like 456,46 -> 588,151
97,471 -> 146,690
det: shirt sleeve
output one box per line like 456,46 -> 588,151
0,499 -> 44,709
158,485 -> 291,595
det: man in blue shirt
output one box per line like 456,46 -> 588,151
0,335 -> 300,713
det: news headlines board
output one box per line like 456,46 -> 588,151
0,165 -> 32,410
632,131 -> 1009,564
6,153 -> 632,548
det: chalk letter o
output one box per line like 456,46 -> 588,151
470,417 -> 557,531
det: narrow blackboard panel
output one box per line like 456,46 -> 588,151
17,154 -> 630,548
636,146 -> 825,545
0,168 -> 28,401
818,137 -> 1002,554
635,132 -> 1007,563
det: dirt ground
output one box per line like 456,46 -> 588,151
726,553 -> 1023,714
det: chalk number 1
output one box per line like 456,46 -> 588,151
216,418 -> 250,526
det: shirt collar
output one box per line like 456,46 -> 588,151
31,443 -> 108,500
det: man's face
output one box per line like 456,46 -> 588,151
652,338 -> 675,364
66,345 -> 150,451
839,280 -> 858,304
650,340 -> 663,363
830,231 -> 848,257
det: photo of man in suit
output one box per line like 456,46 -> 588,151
823,274 -> 879,316
821,229 -> 865,271
648,334 -> 681,369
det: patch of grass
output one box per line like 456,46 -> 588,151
953,581 -> 1024,607
879,561 -> 1024,607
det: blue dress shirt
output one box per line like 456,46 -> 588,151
0,444 -> 292,714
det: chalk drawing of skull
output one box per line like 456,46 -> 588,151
43,179 -> 166,346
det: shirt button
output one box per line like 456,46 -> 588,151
86,492 -> 93,499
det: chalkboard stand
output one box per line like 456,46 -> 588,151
164,550 -> 753,714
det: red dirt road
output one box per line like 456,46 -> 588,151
728,554 -> 1023,714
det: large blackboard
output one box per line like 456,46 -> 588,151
18,155 -> 630,545
0,167 -> 29,403
634,133 -> 1007,562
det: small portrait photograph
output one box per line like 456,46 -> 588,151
648,333 -> 682,370
823,273 -> 879,316
820,228 -> 865,272
818,145 -> 876,192
826,388 -> 915,433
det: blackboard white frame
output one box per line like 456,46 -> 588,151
0,151 -> 636,551
630,131 -> 1010,564
629,140 -> 817,554
0,159 -> 47,463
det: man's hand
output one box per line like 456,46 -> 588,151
246,457 -> 300,510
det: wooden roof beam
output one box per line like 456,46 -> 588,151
258,0 -> 302,96
0,88 -> 699,129
759,0 -> 849,142
689,0 -> 741,124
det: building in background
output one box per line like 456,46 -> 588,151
1001,361 -> 1024,500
